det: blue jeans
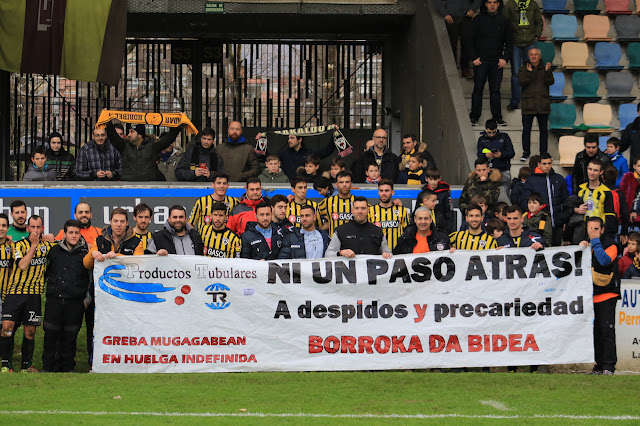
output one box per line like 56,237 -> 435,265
471,60 -> 503,120
510,44 -> 535,106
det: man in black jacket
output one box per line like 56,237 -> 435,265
501,205 -> 544,250
280,205 -> 330,259
467,0 -> 512,126
352,129 -> 400,183
147,206 -> 204,256
620,103 -> 640,168
42,220 -> 91,372
240,202 -> 283,260
277,133 -> 337,181
325,197 -> 392,258
572,135 -> 611,195
394,207 -> 451,254
175,127 -> 225,182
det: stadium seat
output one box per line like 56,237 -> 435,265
583,15 -> 613,41
561,42 -> 591,68
574,0 -> 601,15
615,15 -> 640,41
550,103 -> 578,133
536,41 -> 556,64
559,136 -> 585,166
550,72 -> 568,100
572,72 -> 602,101
605,72 -> 636,101
599,135 -> 610,151
540,15 -> 551,40
604,0 -> 632,14
583,103 -> 615,132
543,0 -> 570,13
627,42 -> 640,69
619,103 -> 637,129
594,42 -> 624,69
551,15 -> 579,41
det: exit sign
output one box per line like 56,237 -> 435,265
205,1 -> 224,13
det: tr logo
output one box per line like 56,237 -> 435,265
205,283 -> 230,310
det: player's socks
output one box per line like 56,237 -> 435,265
0,335 -> 12,368
21,337 -> 35,370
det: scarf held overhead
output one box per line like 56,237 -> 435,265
255,125 -> 353,158
95,110 -> 199,135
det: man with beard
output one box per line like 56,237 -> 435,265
200,202 -> 242,258
368,179 -> 409,251
132,203 -> 153,251
75,127 -> 121,181
280,205 -> 330,259
240,202 -> 283,260
189,172 -> 239,231
318,171 -> 356,236
449,204 -> 498,250
55,203 -> 101,244
216,121 -> 260,182
146,206 -> 204,256
7,201 -> 29,242
227,178 -> 268,236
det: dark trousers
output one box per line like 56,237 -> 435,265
552,226 -> 564,247
42,298 -> 85,372
446,17 -> 472,69
522,114 -> 549,157
593,297 -> 617,372
85,300 -> 95,366
471,60 -> 503,120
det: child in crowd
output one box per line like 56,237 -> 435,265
397,153 -> 426,185
313,177 -> 334,198
297,154 -> 322,185
619,232 -> 640,276
365,162 -> 381,184
510,166 -> 531,207
487,218 -> 511,247
493,201 -> 508,222
605,137 -> 628,189
416,189 -> 442,230
323,157 -> 345,185
416,168 -> 455,233
523,192 -> 552,247
258,154 -> 290,184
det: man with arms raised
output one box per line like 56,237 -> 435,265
394,207 -> 450,254
325,197 -> 393,258
200,202 -> 242,258
189,172 -> 239,230
147,206 -> 204,256
1,215 -> 54,372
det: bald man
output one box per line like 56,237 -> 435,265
352,129 -> 400,183
216,121 -> 260,182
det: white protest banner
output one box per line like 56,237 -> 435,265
93,246 -> 594,373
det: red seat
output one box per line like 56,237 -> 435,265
605,0 -> 632,15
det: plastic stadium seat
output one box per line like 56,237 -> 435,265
615,15 -> 640,41
572,72 -> 602,101
536,41 -> 556,64
559,136 -> 585,166
540,15 -> 551,40
619,103 -> 637,129
543,0 -> 570,13
605,72 -> 636,101
605,0 -> 632,14
550,72 -> 568,100
550,103 -> 578,133
583,15 -> 613,41
561,42 -> 591,68
594,42 -> 624,69
574,0 -> 601,15
551,15 -> 579,40
599,135 -> 610,151
583,103 -> 615,131
627,42 -> 640,69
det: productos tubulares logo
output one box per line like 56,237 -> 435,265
99,265 -> 176,303
205,283 -> 230,310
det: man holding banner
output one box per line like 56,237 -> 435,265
394,207 -> 450,254
450,204 -> 498,250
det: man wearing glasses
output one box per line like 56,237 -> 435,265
352,129 -> 400,183
467,0 -> 512,127
476,119 -> 515,198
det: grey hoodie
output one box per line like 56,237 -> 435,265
23,164 -> 57,181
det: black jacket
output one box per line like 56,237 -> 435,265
466,3 -> 513,62
277,140 -> 336,180
521,168 -> 569,227
476,130 -> 515,172
329,220 -> 386,255
175,143 -> 224,182
499,227 -> 545,248
509,178 -> 526,207
352,148 -> 400,183
150,223 -> 204,255
279,227 -> 330,259
414,181 -> 455,234
621,116 -> 640,168
45,148 -> 75,181
393,223 -> 451,254
46,240 -> 91,300
571,149 -> 611,195
240,222 -> 283,260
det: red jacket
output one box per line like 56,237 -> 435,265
226,196 -> 265,236
620,171 -> 639,214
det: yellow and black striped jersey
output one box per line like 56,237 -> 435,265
0,240 -> 14,300
287,200 -> 322,228
189,195 -> 239,230
134,231 -> 152,251
368,204 -> 409,250
318,195 -> 355,236
8,239 -> 54,295
449,230 -> 497,250
200,225 -> 242,258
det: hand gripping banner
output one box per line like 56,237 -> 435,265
93,247 -> 594,373
255,125 -> 353,158
95,110 -> 199,135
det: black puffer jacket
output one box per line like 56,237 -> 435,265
240,222 -> 283,260
46,239 -> 90,300
393,223 -> 451,254
571,149 -> 611,195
